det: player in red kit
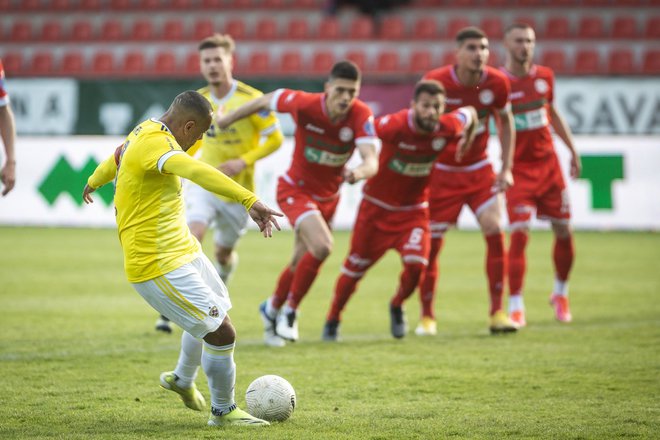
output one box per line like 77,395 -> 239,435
215,61 -> 380,345
420,27 -> 519,335
0,58 -> 17,196
501,24 -> 580,326
323,80 -> 477,340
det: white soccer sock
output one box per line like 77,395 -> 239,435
173,331 -> 202,388
265,298 -> 279,320
202,341 -> 236,414
554,278 -> 569,297
508,294 -> 525,313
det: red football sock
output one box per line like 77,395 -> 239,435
326,273 -> 359,322
287,252 -> 324,309
270,266 -> 294,309
553,235 -> 575,282
391,263 -> 425,308
508,230 -> 529,296
485,232 -> 506,316
418,236 -> 444,319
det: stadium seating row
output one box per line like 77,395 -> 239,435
3,15 -> 660,42
3,47 -> 659,78
2,0 -> 659,12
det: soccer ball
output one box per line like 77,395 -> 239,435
245,375 -> 296,422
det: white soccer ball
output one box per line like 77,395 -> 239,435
245,374 -> 296,422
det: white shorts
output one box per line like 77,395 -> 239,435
185,183 -> 249,248
132,253 -> 232,339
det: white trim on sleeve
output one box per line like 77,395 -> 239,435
269,89 -> 285,112
157,150 -> 184,173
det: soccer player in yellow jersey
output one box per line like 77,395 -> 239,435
82,91 -> 281,427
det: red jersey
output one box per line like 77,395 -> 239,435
424,65 -> 510,167
0,59 -> 9,106
500,64 -> 555,164
271,88 -> 378,199
364,109 -> 467,209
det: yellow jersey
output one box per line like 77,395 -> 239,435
197,80 -> 280,200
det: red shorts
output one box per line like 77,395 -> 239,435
276,176 -> 340,229
506,154 -> 570,226
342,199 -> 430,279
428,163 -> 498,231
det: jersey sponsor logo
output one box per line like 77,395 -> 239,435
432,138 -> 447,151
510,90 -> 525,101
304,146 -> 351,167
535,78 -> 549,94
446,98 -> 462,105
339,126 -> 354,142
514,107 -> 549,131
388,158 -> 434,176
398,142 -> 417,151
305,123 -> 325,134
479,89 -> 494,105
363,116 -> 376,137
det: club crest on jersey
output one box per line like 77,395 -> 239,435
479,89 -> 494,105
535,78 -> 549,94
339,127 -> 354,142
432,138 -> 447,151
209,306 -> 219,318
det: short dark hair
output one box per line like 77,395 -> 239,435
413,80 -> 446,101
198,33 -> 236,52
504,22 -> 533,35
173,90 -> 212,120
329,60 -> 361,82
456,26 -> 487,44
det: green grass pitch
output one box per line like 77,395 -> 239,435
0,227 -> 658,439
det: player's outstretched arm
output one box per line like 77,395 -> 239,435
455,106 -> 478,163
494,105 -> 515,192
0,104 -> 17,196
549,104 -> 581,179
82,153 -> 119,204
343,141 -> 379,184
215,93 -> 274,130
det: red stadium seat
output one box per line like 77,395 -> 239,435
61,51 -> 84,76
611,16 -> 637,39
311,51 -> 335,75
255,18 -> 278,40
607,49 -> 635,75
644,17 -> 660,39
71,20 -> 93,41
29,52 -> 55,76
480,17 -> 503,39
138,0 -> 160,9
410,50 -> 433,74
227,0 -> 251,8
286,18 -> 310,40
345,50 -> 367,71
201,0 -> 221,7
318,17 -> 340,40
162,19 -> 185,41
263,0 -> 285,7
225,18 -> 247,40
50,0 -> 72,10
574,49 -> 600,74
185,52 -> 200,74
541,50 -> 569,74
577,16 -> 605,39
291,0 -> 317,7
171,0 -> 192,9
130,19 -> 154,41
92,52 -> 115,75
2,53 -> 23,75
375,51 -> 401,74
100,19 -> 123,41
41,21 -> 63,42
123,52 -> 146,75
379,16 -> 405,40
412,17 -> 438,40
545,17 -> 571,39
349,17 -> 375,40
79,0 -> 101,10
154,51 -> 178,75
441,51 -> 455,67
18,0 -> 40,10
247,51 -> 271,75
446,18 -> 470,40
110,0 -> 131,9
642,50 -> 660,74
280,51 -> 302,74
10,21 -> 32,42
193,19 -> 215,40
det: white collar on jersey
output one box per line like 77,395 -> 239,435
211,80 -> 238,106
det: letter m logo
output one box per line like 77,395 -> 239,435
38,156 -> 114,207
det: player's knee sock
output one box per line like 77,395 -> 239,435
419,236 -> 444,319
287,252 -> 324,309
553,235 -> 574,296
508,230 -> 528,298
391,262 -> 425,308
270,266 -> 294,310
217,251 -> 238,285
485,232 -> 506,316
327,273 -> 359,322
202,342 -> 236,415
173,331 -> 202,388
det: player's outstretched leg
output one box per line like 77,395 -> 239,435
208,405 -> 270,427
160,371 -> 206,411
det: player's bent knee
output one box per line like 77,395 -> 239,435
310,242 -> 333,261
204,316 -> 236,346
